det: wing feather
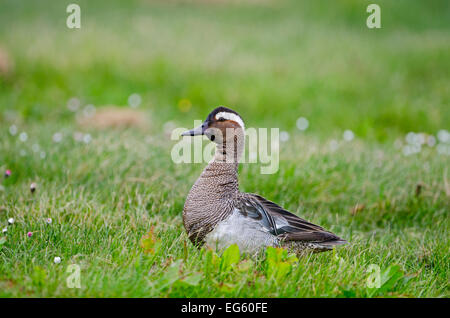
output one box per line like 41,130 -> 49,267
245,193 -> 346,244
235,195 -> 278,234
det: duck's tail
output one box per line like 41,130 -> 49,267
317,238 -> 348,248
309,237 -> 349,253
282,236 -> 349,254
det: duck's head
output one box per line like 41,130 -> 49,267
182,106 -> 245,144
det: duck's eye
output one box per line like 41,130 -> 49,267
217,117 -> 226,122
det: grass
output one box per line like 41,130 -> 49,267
0,0 -> 449,297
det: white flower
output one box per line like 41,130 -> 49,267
54,257 -> 61,264
411,144 -> 421,154
343,130 -> 355,142
416,133 -> 426,145
296,117 -> 309,131
402,144 -> 421,156
427,135 -> 436,147
83,104 -> 96,117
405,132 -> 416,145
7,218 -> 14,224
46,218 -> 52,224
2,228 -> 7,234
128,93 -> 142,108
437,129 -> 449,143
83,133 -> 92,144
67,97 -> 81,112
280,131 -> 290,142
19,132 -> 28,142
9,125 -> 17,136
52,132 -> 63,143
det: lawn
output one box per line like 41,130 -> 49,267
0,0 -> 449,297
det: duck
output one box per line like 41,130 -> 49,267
181,106 -> 347,255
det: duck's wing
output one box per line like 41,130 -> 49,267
243,193 -> 347,245
235,194 -> 278,234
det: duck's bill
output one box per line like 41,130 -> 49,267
181,122 -> 206,136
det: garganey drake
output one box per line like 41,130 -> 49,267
182,106 -> 347,255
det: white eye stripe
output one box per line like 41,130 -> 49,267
215,112 -> 245,130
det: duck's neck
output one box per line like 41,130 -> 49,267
213,132 -> 245,164
198,133 -> 245,195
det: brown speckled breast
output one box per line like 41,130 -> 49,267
183,161 -> 239,245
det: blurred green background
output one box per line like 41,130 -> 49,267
0,0 -> 449,297
1,0 -> 449,139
